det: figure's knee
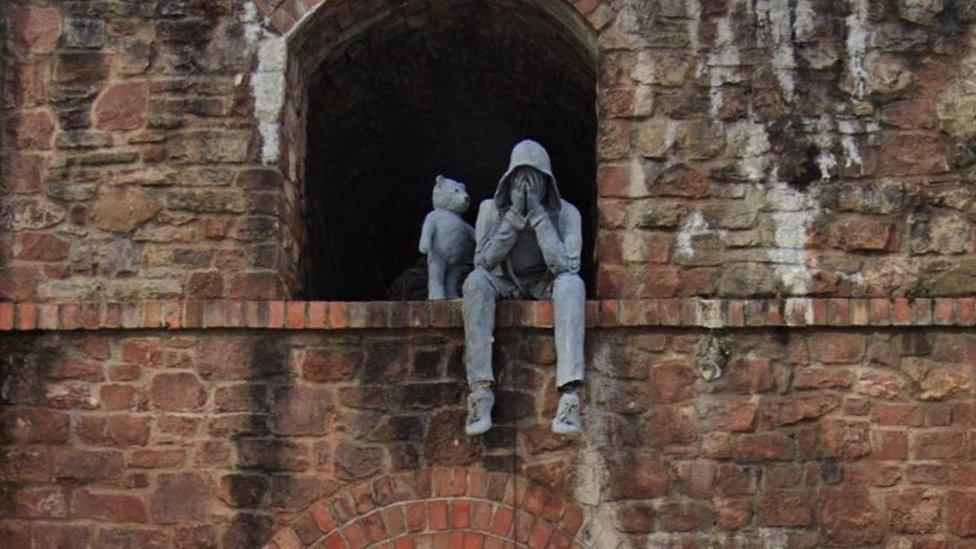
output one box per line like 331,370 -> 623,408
463,268 -> 495,299
553,273 -> 585,300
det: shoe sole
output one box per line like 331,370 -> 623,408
551,424 -> 581,437
465,423 -> 492,436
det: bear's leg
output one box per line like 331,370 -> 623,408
445,264 -> 464,299
427,257 -> 447,300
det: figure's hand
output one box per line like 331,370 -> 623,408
526,176 -> 545,216
509,181 -> 526,215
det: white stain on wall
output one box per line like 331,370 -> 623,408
242,2 -> 286,165
846,0 -> 870,98
755,0 -> 797,102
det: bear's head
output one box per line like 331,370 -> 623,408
432,175 -> 470,214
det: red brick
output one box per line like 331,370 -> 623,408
449,500 -> 471,528
756,490 -> 813,527
915,430 -> 968,460
228,271 -> 282,299
1,408 -> 69,442
107,78 -> 175,128
870,298 -> 890,325
7,487 -> 67,519
186,271 -> 224,299
0,303 -> 13,330
821,419 -> 871,460
405,502 -> 426,532
616,503 -> 654,533
2,267 -> 39,301
809,333 -> 864,363
127,448 -> 186,469
820,488 -> 882,545
702,399 -> 757,432
31,524 -> 89,549
648,358 -> 696,402
272,386 -> 330,435
100,384 -> 137,410
881,99 -> 936,129
762,394 -> 839,427
878,132 -> 949,176
76,415 -> 150,446
151,473 -> 211,523
735,433 -> 793,461
70,490 -> 147,523
286,301 -> 306,329
2,154 -> 45,194
872,430 -> 908,460
8,5 -> 61,54
491,505 -> 515,536
871,403 -> 924,426
9,110 -> 55,149
958,298 -> 976,325
150,372 -> 207,411
886,489 -> 942,534
949,491 -> 976,536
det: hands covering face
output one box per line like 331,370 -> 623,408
509,168 -> 545,217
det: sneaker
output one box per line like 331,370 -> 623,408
465,388 -> 495,436
551,392 -> 582,436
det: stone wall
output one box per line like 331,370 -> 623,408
4,1 -> 976,547
3,0 -> 976,302
2,302 -> 976,547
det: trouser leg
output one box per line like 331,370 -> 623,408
552,273 -> 585,389
462,268 -> 500,387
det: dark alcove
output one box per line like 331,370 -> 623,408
301,0 -> 597,301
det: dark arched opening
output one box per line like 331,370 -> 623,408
300,0 -> 597,300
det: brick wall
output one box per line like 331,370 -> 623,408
2,304 -> 976,547
4,0 -> 976,547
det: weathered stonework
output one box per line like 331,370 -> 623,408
1,0 -> 973,301
1,314 -> 976,547
4,0 -> 976,546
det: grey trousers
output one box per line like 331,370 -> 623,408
462,267 -> 585,389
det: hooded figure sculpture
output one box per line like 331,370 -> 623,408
462,140 -> 585,436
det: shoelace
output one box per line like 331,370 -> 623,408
468,395 -> 489,423
557,400 -> 578,424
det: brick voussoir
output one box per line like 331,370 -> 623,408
1,298 -> 974,331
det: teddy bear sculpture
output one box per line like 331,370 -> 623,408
419,175 -> 475,300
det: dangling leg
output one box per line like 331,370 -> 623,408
551,273 -> 585,435
462,268 -> 500,435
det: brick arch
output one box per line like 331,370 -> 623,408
254,0 -> 603,44
266,466 -> 585,548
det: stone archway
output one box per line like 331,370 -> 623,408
267,466 -> 585,548
249,0 -> 601,300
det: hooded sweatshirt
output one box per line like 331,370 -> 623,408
472,140 -> 582,297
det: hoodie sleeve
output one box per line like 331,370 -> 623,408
527,203 -> 581,275
474,201 -> 524,270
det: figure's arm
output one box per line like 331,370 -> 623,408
473,201 -> 524,270
419,214 -> 435,254
528,204 -> 582,275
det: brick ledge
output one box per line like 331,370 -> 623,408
0,298 -> 972,332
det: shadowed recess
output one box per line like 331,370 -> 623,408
301,0 -> 597,300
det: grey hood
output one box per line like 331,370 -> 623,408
493,139 -> 562,213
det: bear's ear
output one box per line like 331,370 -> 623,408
435,175 -> 445,186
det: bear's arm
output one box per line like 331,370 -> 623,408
419,213 -> 436,254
